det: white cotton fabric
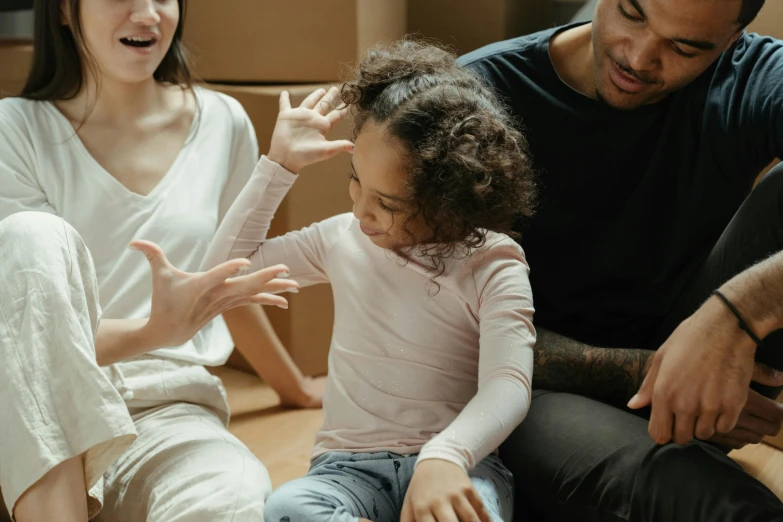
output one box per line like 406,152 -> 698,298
0,89 -> 272,520
0,88 -> 257,367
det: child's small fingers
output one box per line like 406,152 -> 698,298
432,503 -> 460,522
326,105 -> 350,124
452,495 -> 483,522
279,91 -> 292,112
321,140 -> 355,158
400,498 -> 416,522
314,86 -> 341,115
299,88 -> 327,109
464,488 -> 491,522
415,510 -> 437,522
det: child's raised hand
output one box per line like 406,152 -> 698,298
401,459 -> 492,522
268,86 -> 354,174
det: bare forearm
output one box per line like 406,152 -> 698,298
721,251 -> 783,338
222,305 -> 310,405
95,318 -> 159,366
533,328 -> 654,406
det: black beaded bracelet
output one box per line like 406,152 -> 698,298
711,289 -> 762,345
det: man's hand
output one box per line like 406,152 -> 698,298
628,295 -> 783,445
401,460 -> 491,522
709,380 -> 783,449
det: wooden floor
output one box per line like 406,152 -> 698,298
0,367 -> 780,522
213,366 -> 783,498
214,366 -> 323,487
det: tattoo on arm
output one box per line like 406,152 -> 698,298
533,328 -> 655,406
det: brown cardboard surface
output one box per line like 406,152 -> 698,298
183,0 -> 406,83
407,0 -> 553,56
749,1 -> 783,39
0,42 -> 32,98
209,83 -> 354,376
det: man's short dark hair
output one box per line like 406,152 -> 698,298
739,0 -> 766,28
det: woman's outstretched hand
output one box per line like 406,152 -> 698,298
131,239 -> 299,350
267,86 -> 354,174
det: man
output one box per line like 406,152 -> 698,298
460,0 -> 783,520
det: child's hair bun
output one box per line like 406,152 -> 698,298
342,39 -> 466,115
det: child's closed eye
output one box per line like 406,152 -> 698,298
348,172 -> 360,183
378,199 -> 397,213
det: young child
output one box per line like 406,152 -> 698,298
202,41 -> 538,522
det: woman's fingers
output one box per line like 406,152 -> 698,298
130,239 -> 176,274
207,264 -> 297,301
200,258 -> 252,290
213,289 -> 290,315
224,266 -> 297,293
223,292 -> 290,311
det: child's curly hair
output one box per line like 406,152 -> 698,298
341,39 -> 537,275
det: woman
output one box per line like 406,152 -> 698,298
0,0 -> 342,520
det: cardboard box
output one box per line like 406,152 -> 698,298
209,83 -> 354,377
0,42 -> 32,98
407,0 -> 553,56
183,0 -> 406,83
749,1 -> 783,39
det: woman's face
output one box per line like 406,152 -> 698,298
349,122 -> 429,250
69,0 -> 179,85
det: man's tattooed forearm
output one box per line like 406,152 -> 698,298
532,328 -> 655,406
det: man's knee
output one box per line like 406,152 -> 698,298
633,441 -> 783,521
638,441 -> 725,483
754,161 -> 783,199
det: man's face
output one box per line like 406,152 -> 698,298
592,0 -> 743,109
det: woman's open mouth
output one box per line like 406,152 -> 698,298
120,35 -> 158,49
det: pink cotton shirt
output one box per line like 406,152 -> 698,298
202,157 -> 536,472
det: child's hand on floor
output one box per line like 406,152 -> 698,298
268,86 -> 354,174
401,459 -> 491,522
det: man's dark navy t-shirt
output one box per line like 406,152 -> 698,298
459,24 -> 783,349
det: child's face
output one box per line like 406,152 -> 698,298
349,122 -> 428,249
